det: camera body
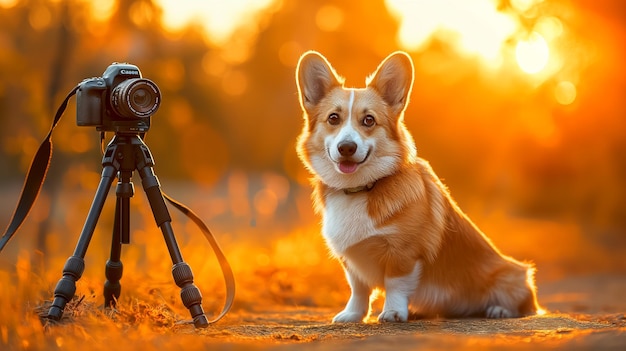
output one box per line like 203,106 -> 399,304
76,63 -> 161,133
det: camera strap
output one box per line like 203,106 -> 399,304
0,84 -> 79,252
1,85 -> 235,324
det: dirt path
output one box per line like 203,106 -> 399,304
15,273 -> 626,350
31,304 -> 626,351
172,308 -> 625,350
179,274 -> 626,350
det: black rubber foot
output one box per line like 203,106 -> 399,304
193,315 -> 210,328
47,306 -> 63,321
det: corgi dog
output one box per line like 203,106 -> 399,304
295,51 -> 540,323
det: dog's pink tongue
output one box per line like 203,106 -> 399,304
339,161 -> 358,174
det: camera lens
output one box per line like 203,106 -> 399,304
110,78 -> 161,119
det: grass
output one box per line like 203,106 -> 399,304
1,190 -> 625,350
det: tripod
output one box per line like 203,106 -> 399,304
46,132 -> 210,328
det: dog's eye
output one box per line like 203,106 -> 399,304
362,115 -> 376,127
328,113 -> 340,125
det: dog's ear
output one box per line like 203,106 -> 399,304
296,51 -> 343,111
367,51 -> 414,116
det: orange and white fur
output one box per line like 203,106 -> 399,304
295,51 -> 539,323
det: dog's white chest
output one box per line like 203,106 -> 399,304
321,192 -> 389,255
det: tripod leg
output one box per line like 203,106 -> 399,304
48,165 -> 117,321
138,165 -> 209,328
103,198 -> 124,308
103,172 -> 133,308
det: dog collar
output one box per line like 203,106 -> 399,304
343,182 -> 376,195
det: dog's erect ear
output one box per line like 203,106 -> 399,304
296,51 -> 343,111
367,51 -> 414,116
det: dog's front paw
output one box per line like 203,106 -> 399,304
486,305 -> 513,318
332,310 -> 366,323
378,309 -> 408,323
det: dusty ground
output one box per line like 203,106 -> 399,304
190,309 -> 626,350
24,274 -> 625,351
190,274 -> 626,350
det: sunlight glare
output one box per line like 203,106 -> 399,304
385,0 -> 518,62
384,0 -> 574,81
155,0 -> 278,45
515,32 -> 549,74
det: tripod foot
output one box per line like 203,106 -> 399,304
47,256 -> 85,321
104,260 -> 123,308
172,262 -> 209,328
47,305 -> 64,321
192,313 -> 210,328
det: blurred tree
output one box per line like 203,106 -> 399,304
0,0 -> 625,255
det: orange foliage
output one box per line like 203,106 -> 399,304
0,0 -> 625,349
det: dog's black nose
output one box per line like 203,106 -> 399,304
338,141 -> 357,157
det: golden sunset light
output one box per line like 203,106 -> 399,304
386,0 -> 518,63
155,0 -> 279,45
0,0 -> 625,350
383,0 -> 580,105
515,32 -> 550,74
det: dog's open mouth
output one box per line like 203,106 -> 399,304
335,149 -> 371,174
339,161 -> 358,174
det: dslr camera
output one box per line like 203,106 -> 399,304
76,63 -> 161,132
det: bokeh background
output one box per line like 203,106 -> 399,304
0,0 -> 625,321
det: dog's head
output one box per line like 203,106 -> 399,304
295,51 -> 417,190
